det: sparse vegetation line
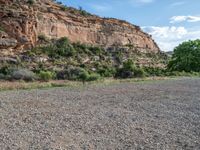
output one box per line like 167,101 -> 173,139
0,37 -> 200,85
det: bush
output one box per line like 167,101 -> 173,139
133,67 -> 146,77
89,46 -> 103,55
39,71 -> 55,81
97,67 -> 116,77
56,67 -> 101,82
11,69 -> 36,81
144,67 -> 166,77
115,60 -> 146,78
0,26 -> 4,32
56,37 -> 75,56
115,68 -> 134,78
56,67 -> 87,80
60,6 -> 68,11
87,73 -> 101,81
79,7 -> 91,16
0,65 -> 13,75
164,71 -> 199,77
115,59 -> 146,78
43,37 -> 76,57
0,73 -> 5,80
32,37 -> 105,59
27,0 -> 35,5
38,34 -> 48,42
79,71 -> 89,83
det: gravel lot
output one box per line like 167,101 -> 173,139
0,78 -> 200,150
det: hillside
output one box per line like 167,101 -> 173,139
0,0 -> 168,81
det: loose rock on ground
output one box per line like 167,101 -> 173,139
0,78 -> 200,149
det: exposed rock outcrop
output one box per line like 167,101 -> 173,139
0,0 -> 160,54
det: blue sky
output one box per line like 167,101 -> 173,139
58,0 -> 200,51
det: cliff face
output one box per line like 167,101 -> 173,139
0,0 -> 160,55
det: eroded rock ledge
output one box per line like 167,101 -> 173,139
0,0 -> 160,54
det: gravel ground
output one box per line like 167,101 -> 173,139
0,78 -> 200,150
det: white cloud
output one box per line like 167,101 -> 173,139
170,15 -> 200,23
142,26 -> 200,51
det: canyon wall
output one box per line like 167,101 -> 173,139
0,0 -> 160,55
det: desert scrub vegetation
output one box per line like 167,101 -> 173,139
36,37 -> 75,58
11,69 -> 36,82
0,66 -> 36,81
39,71 -> 55,82
115,59 -> 145,78
1,37 -> 199,83
0,26 -> 4,32
55,1 -> 91,16
56,67 -> 101,82
78,6 -> 92,16
38,34 -> 49,43
27,0 -> 35,5
60,5 -> 68,11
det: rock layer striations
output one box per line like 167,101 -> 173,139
0,0 -> 160,54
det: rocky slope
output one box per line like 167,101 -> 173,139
0,0 -> 160,54
0,0 -> 168,73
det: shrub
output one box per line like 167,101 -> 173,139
57,67 -> 101,82
87,73 -> 101,81
79,7 -> 91,16
56,67 -> 87,80
115,59 -> 146,78
115,68 -> 134,78
144,67 -> 166,77
72,42 -> 89,54
133,67 -> 146,77
60,6 -> 68,11
0,65 -> 13,75
39,71 -> 55,81
97,67 -> 116,77
41,37 -> 76,58
55,37 -> 75,57
0,26 -> 4,32
124,59 -> 137,70
125,44 -> 135,49
79,71 -> 89,84
41,45 -> 57,57
0,73 -> 5,80
89,46 -> 103,55
191,71 -> 200,77
11,69 -> 36,81
27,0 -> 35,5
38,34 -> 48,42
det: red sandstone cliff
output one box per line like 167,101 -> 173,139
0,0 -> 160,55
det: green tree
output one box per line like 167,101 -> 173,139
168,39 -> 200,72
